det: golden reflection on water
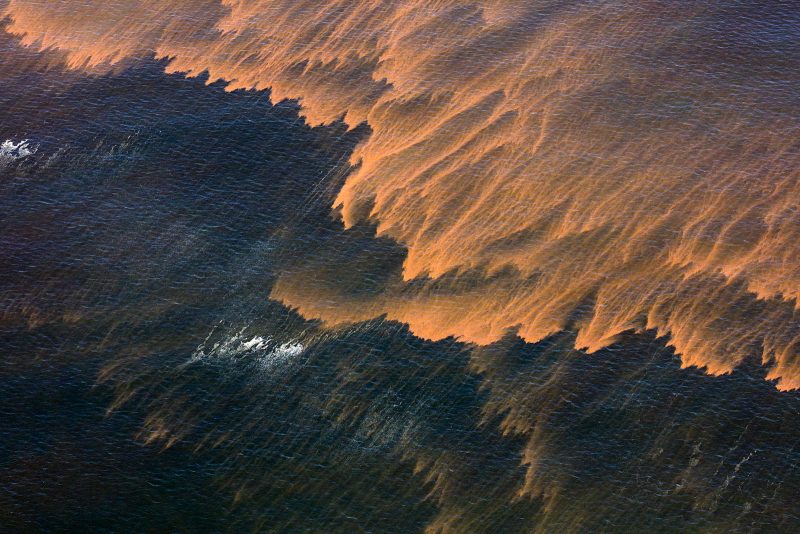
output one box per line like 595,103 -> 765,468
6,0 -> 797,387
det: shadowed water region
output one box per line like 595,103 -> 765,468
1,8 -> 800,533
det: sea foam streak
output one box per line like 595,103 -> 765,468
4,1 -> 800,387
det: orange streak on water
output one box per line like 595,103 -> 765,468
5,0 -> 800,388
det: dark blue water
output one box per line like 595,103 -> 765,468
2,30 -> 800,534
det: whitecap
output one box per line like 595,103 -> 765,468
0,139 -> 36,165
239,336 -> 269,352
253,341 -> 304,373
187,325 -> 304,377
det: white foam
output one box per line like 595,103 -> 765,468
187,325 -> 304,376
239,335 -> 269,352
0,139 -> 36,164
254,341 -> 304,372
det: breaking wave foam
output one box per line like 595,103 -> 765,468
0,139 -> 36,165
188,325 -> 305,375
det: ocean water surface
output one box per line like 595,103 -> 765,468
1,2 -> 800,532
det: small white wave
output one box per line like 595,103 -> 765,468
0,139 -> 36,164
239,335 -> 269,352
187,326 -> 305,376
254,341 -> 304,372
